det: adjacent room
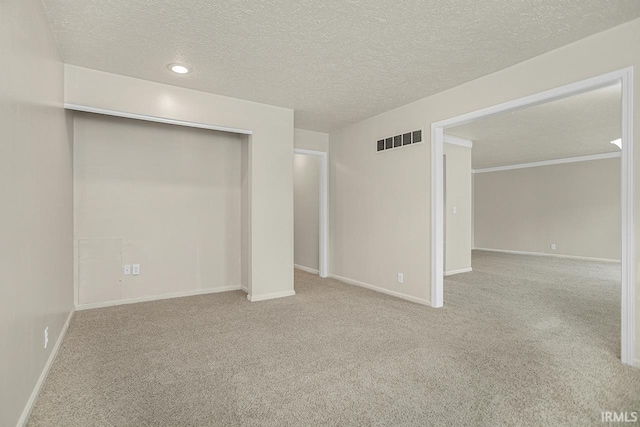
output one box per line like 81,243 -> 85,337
443,83 -> 623,373
3,1 -> 640,426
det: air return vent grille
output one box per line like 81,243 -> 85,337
376,129 -> 423,152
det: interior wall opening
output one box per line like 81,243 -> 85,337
72,111 -> 250,308
433,68 -> 633,366
293,152 -> 321,275
292,148 -> 328,279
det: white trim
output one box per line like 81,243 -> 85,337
247,290 -> 296,302
294,264 -> 320,274
444,267 -> 473,276
430,126 -> 445,308
431,67 -> 634,366
472,152 -> 620,174
329,274 -> 430,306
473,248 -> 621,263
75,285 -> 242,311
444,134 -> 473,148
240,285 -> 249,294
16,310 -> 74,427
620,67 -> 635,367
293,148 -> 329,278
64,103 -> 253,135
294,148 -> 326,157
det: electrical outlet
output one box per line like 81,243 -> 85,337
397,272 -> 404,284
453,206 -> 457,214
123,265 -> 131,275
551,244 -> 556,250
44,327 -> 49,349
132,264 -> 140,275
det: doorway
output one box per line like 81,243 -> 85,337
293,148 -> 328,278
431,68 -> 634,366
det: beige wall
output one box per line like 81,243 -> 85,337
474,158 -> 621,261
294,154 -> 320,271
65,65 -> 294,301
295,128 -> 329,152
444,144 -> 472,272
328,18 -> 640,361
73,113 -> 243,305
330,128 -> 429,302
0,0 -> 74,425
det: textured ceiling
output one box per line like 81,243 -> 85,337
448,84 -> 621,169
40,0 -> 640,132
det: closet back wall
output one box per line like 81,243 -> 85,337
74,113 -> 242,305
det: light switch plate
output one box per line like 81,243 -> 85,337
132,264 -> 140,275
397,272 -> 404,284
123,265 -> 131,275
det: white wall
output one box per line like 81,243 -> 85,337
330,127 -> 430,302
65,65 -> 294,301
328,18 -> 640,362
295,128 -> 329,152
444,143 -> 472,273
0,0 -> 74,425
474,158 -> 621,260
73,113 -> 243,305
294,154 -> 320,271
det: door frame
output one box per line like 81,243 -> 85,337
293,148 -> 329,278
430,67 -> 635,366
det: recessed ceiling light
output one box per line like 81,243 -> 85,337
610,138 -> 622,149
169,64 -> 189,74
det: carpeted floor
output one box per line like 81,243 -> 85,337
28,251 -> 640,426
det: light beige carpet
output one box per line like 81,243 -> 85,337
28,251 -> 640,426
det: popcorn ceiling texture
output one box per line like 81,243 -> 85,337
448,85 -> 622,169
40,0 -> 640,132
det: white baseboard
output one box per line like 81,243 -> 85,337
76,285 -> 243,311
17,309 -> 74,427
247,290 -> 296,302
329,274 -> 430,306
444,267 -> 472,276
240,285 -> 249,294
473,248 -> 621,263
294,264 -> 319,274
